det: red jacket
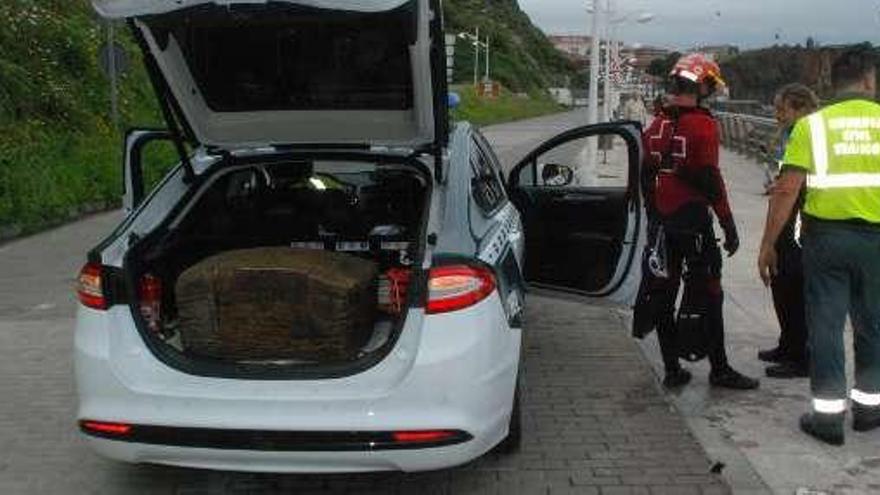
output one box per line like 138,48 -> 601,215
642,107 -> 733,222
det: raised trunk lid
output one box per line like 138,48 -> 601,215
92,0 -> 446,150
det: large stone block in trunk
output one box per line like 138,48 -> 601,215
175,247 -> 378,363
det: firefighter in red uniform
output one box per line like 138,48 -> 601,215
635,54 -> 759,390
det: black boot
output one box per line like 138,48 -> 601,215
709,366 -> 760,390
765,361 -> 808,379
800,412 -> 844,445
853,403 -> 880,432
757,346 -> 787,363
663,367 -> 692,389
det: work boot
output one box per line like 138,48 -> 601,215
709,366 -> 760,390
765,361 -> 808,379
663,367 -> 692,389
757,346 -> 786,363
800,412 -> 844,446
852,403 -> 880,432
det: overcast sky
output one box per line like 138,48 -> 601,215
519,0 -> 880,50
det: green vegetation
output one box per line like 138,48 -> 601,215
444,0 -> 575,92
451,85 -> 564,126
0,1 -> 163,236
646,52 -> 683,79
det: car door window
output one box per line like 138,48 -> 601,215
515,134 -> 629,189
470,137 -> 507,215
141,140 -> 180,194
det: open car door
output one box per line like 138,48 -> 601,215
507,122 -> 645,306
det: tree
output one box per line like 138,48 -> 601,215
806,37 -> 816,49
647,52 -> 682,78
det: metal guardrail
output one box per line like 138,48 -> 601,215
716,111 -> 779,185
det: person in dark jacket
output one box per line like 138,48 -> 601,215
758,83 -> 819,379
635,53 -> 759,390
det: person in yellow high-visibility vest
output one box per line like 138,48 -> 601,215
758,46 -> 880,446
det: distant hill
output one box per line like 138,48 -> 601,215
720,43 -> 880,103
444,0 -> 576,92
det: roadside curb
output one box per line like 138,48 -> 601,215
0,200 -> 118,247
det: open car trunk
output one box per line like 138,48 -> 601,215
125,156 -> 430,378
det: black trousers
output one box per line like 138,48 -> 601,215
637,206 -> 729,373
770,238 -> 807,364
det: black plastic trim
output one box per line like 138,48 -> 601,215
79,422 -> 472,452
126,130 -> 174,208
429,0 -> 448,182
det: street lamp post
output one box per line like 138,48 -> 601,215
459,29 -> 489,88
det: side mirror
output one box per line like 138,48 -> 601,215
538,163 -> 575,186
123,129 -> 174,213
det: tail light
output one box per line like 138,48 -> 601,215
391,430 -> 458,444
378,268 -> 412,314
79,420 -> 132,437
76,262 -> 106,310
426,264 -> 496,314
139,273 -> 163,334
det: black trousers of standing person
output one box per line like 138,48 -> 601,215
770,233 -> 808,366
636,204 -> 729,373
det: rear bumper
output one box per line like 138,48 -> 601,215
74,293 -> 521,472
81,430 -> 499,473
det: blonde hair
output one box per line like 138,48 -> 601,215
775,83 -> 820,115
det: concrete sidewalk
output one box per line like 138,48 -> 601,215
635,146 -> 880,495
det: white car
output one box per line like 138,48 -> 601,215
76,0 -> 644,473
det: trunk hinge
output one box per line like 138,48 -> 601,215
128,20 -> 196,184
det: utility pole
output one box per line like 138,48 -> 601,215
586,0 -> 602,177
484,35 -> 490,82
587,0 -> 601,126
473,26 -> 480,87
108,21 -> 119,130
602,0 -> 614,123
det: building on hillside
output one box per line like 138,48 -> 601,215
626,45 -> 672,71
548,35 -> 593,63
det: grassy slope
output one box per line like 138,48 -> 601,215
0,0 -> 569,234
452,85 -> 562,126
0,1 -> 162,234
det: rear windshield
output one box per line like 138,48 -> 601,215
145,2 -> 417,112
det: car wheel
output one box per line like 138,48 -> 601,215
493,376 -> 522,454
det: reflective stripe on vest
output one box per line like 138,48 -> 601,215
807,113 -> 880,189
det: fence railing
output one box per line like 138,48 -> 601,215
716,111 -> 780,186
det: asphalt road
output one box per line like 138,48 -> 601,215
0,110 -> 730,495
